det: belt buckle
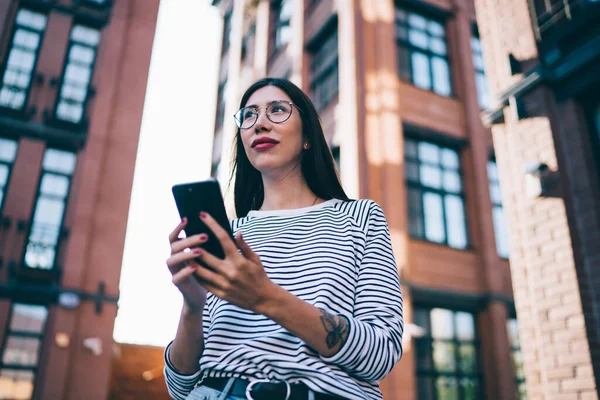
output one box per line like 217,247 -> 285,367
245,378 -> 291,400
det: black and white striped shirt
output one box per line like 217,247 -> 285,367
164,199 -> 404,399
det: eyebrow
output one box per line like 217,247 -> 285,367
244,100 -> 285,108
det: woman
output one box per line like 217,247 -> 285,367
164,78 -> 403,400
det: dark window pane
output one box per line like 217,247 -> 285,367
404,138 -> 417,158
435,376 -> 458,400
461,378 -> 479,400
406,160 -> 419,181
459,344 -> 477,373
408,187 -> 424,238
415,339 -> 433,370
397,46 -> 411,81
418,377 -> 435,400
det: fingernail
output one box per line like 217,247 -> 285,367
193,248 -> 202,255
198,234 -> 208,241
200,212 -> 207,219
182,217 -> 187,223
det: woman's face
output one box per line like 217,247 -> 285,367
239,86 -> 305,175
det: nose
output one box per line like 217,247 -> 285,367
253,108 -> 271,133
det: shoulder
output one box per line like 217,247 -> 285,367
331,199 -> 387,229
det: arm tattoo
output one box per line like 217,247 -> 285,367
319,309 -> 349,349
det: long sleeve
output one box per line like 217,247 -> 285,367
320,201 -> 404,382
163,304 -> 210,399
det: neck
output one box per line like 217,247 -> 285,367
259,163 -> 319,211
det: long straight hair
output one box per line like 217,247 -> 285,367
230,78 -> 349,217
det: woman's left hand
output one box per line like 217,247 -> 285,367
193,212 -> 275,311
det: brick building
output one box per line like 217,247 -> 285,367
210,0 -> 529,399
0,1 -> 159,399
475,0 -> 600,398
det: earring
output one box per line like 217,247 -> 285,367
304,142 -> 310,149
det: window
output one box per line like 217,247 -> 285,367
0,303 -> 48,400
405,137 -> 468,249
24,149 -> 76,270
414,307 -> 483,400
310,26 -> 338,111
471,27 -> 490,109
222,10 -> 232,53
55,25 -> 101,124
0,138 -> 18,212
241,25 -> 256,65
488,159 -> 509,258
215,81 -> 228,129
396,8 -> 451,96
507,318 -> 527,400
0,9 -> 47,111
271,0 -> 292,53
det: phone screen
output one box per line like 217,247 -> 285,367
172,179 -> 233,259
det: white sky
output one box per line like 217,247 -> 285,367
113,0 -> 221,346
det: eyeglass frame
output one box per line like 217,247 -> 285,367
233,100 -> 302,130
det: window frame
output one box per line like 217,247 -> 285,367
270,0 -> 292,56
413,305 -> 484,400
487,156 -> 509,259
0,303 -> 49,400
471,25 -> 491,110
395,5 -> 453,97
0,8 -> 48,114
404,128 -> 470,249
22,148 -> 77,272
52,23 -> 102,127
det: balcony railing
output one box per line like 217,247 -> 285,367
530,0 -> 600,38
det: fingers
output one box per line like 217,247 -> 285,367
193,263 -> 228,290
172,265 -> 197,286
166,248 -> 202,272
200,212 -> 238,258
169,218 -> 188,243
170,233 -> 208,255
236,232 -> 260,264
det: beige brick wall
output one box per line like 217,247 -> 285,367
474,0 -> 599,398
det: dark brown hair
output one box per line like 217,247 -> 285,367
230,77 -> 349,217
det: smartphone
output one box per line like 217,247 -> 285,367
172,179 -> 233,259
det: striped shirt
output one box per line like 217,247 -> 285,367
164,199 -> 404,399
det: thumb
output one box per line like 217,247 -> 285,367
236,232 -> 261,264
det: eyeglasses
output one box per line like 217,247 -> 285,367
234,100 -> 300,130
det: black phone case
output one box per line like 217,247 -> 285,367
172,179 -> 233,259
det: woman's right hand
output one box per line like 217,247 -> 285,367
167,218 -> 209,313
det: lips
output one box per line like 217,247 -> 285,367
251,137 -> 280,148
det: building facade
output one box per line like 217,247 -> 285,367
211,0 -> 528,399
0,0 -> 159,399
475,0 -> 600,398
